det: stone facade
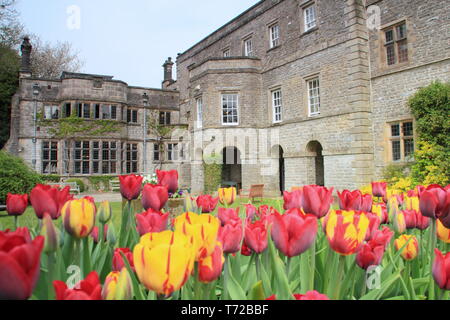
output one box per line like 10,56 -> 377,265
5,0 -> 449,195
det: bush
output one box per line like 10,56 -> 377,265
411,141 -> 449,186
65,178 -> 86,193
0,151 -> 42,204
40,174 -> 61,183
88,176 -> 116,191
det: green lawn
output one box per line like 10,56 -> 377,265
0,197 -> 284,232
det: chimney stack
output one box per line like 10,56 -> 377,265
19,37 -> 32,78
162,57 -> 174,89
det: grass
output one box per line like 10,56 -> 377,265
0,197 -> 283,232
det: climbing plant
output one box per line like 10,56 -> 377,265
203,153 -> 223,194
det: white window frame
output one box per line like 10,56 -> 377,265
272,89 -> 282,123
221,93 -> 239,126
304,4 -> 317,32
196,97 -> 203,128
44,105 -> 59,120
167,143 -> 179,161
307,77 -> 321,116
244,38 -> 253,56
269,24 -> 280,48
223,49 -> 231,57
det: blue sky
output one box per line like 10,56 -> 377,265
16,0 -> 259,88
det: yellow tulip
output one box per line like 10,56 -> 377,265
325,210 -> 370,256
437,219 -> 450,244
393,211 -> 406,234
133,231 -> 195,297
61,198 -> 96,239
102,268 -> 133,300
173,212 -> 220,260
404,196 -> 419,212
218,187 -> 237,205
97,200 -> 112,224
394,235 -> 419,261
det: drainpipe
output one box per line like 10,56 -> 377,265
32,83 -> 40,171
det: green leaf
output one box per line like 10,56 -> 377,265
268,231 -> 293,300
247,281 -> 265,300
120,251 -> 146,300
225,270 -> 247,300
360,271 -> 401,300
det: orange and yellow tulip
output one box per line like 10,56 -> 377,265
61,198 -> 96,239
404,195 -> 419,212
437,219 -> 450,244
133,231 -> 195,297
218,187 -> 237,205
173,212 -> 220,260
198,242 -> 224,283
325,210 -> 370,256
394,235 -> 419,261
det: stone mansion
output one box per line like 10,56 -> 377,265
4,0 -> 449,195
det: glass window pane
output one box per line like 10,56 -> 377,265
391,124 -> 400,137
392,140 -> 401,161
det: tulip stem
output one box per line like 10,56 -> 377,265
194,262 -> 202,300
223,254 -> 230,300
255,253 -> 261,282
332,255 -> 346,300
47,253 -> 55,300
309,238 -> 316,291
286,257 -> 292,279
14,216 -> 18,230
428,220 -> 437,300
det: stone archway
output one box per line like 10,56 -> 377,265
306,141 -> 324,186
221,146 -> 242,191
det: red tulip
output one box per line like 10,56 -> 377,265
30,184 -> 73,219
368,226 -> 394,250
244,220 -> 268,254
301,185 -> 334,218
6,193 -> 28,216
218,218 -> 243,254
420,185 -> 450,227
283,189 -> 303,210
338,190 -> 362,211
241,242 -> 252,256
360,194 -> 373,213
136,208 -> 169,236
196,195 -> 219,213
271,211 -> 318,258
119,175 -> 143,201
198,243 -> 224,283
0,228 -> 44,300
218,207 -> 240,226
156,169 -> 179,194
416,211 -> 430,230
53,271 -> 102,300
293,291 -> 330,300
432,248 -> 450,290
403,210 -> 418,229
355,242 -> 385,270
371,182 -> 387,199
112,248 -> 135,272
142,184 -> 169,211
244,204 -> 257,221
90,225 -> 108,243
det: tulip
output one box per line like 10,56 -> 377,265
405,195 -> 419,212
90,225 -> 108,243
133,231 -> 194,296
283,189 -> 303,210
293,291 -> 330,300
198,242 -> 224,283
369,226 -> 394,250
136,208 -> 169,236
387,196 -> 399,221
394,235 -> 419,261
142,184 -> 169,211
218,218 -> 243,254
325,210 -> 370,256
241,242 -> 252,256
372,203 -> 388,224
196,195 -> 219,213
119,174 -> 143,201
107,224 -> 117,245
102,268 -> 133,300
437,219 -> 450,244
112,247 -> 135,272
30,184 -> 73,219
419,185 -> 449,220
271,211 -> 318,258
156,169 -> 179,194
174,212 -> 221,260
6,193 -> 28,216
0,228 -> 44,300
218,187 -> 237,205
393,210 -> 406,234
355,243 -> 385,270
244,203 -> 257,221
97,201 -> 112,224
301,185 -> 334,219
403,210 -> 418,229
41,213 -> 60,253
371,182 -> 387,199
53,271 -> 102,300
338,190 -> 362,211
244,219 -> 268,254
432,248 -> 450,290
416,211 -> 430,230
61,198 -> 96,239
218,207 -> 240,226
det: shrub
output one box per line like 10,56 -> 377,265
65,178 -> 86,193
411,141 -> 449,186
40,174 -> 61,183
0,151 -> 42,204
88,176 -> 116,191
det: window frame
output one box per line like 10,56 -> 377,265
388,120 -> 415,162
44,105 -> 59,120
383,21 -> 408,66
196,97 -> 203,129
307,77 -> 321,117
244,38 -> 253,57
269,23 -> 280,49
304,4 -> 317,32
221,93 -> 239,126
271,89 -> 282,123
167,143 -> 179,162
42,140 -> 58,174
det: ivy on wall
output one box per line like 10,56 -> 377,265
203,153 -> 223,194
38,114 -> 122,138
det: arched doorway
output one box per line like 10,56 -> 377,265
221,147 -> 242,191
306,141 -> 324,186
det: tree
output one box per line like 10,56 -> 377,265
0,0 -> 23,48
